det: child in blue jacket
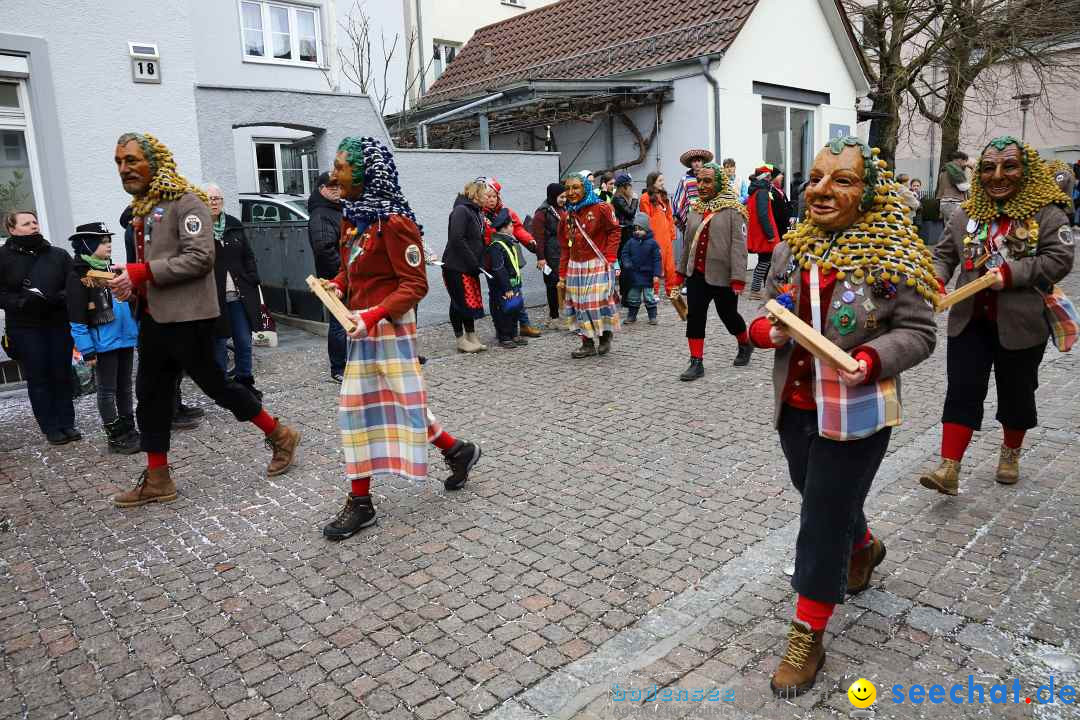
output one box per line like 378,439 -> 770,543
65,223 -> 140,454
619,212 -> 662,324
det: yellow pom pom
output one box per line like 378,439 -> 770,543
906,277 -> 915,287
871,147 -> 881,156
836,270 -> 846,280
891,273 -> 901,284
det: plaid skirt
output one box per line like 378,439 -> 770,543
339,311 -> 442,483
564,258 -> 620,338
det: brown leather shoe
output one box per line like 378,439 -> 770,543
919,459 -> 960,496
265,421 -> 300,476
770,620 -> 826,697
113,467 -> 177,507
995,445 -> 1021,484
848,537 -> 886,594
518,324 -> 542,338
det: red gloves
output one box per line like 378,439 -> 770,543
126,263 -> 152,287
358,306 -> 390,336
731,280 -> 745,295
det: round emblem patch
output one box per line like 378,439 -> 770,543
405,244 -> 423,267
1060,226 -> 1074,247
183,214 -> 203,235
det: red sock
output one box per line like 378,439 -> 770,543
795,595 -> 835,632
1002,427 -> 1025,449
941,422 -> 974,461
147,452 -> 168,470
431,430 -> 457,451
853,528 -> 872,551
351,477 -> 370,497
251,410 -> 277,435
736,330 -> 749,345
688,337 -> 704,359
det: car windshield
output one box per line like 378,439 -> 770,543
286,200 -> 308,215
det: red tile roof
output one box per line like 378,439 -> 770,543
420,0 -> 761,107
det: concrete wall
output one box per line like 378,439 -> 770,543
0,0 -> 204,253
193,85 -> 392,217
393,148 -> 560,327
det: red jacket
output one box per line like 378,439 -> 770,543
484,204 -> 536,252
558,202 -> 621,278
746,185 -> 781,254
330,215 -> 428,318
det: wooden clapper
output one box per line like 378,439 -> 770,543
306,275 -> 357,333
764,299 -> 860,373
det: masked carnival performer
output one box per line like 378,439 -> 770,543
322,137 -> 482,540
672,149 -> 713,232
920,138 -> 1074,495
676,162 -> 753,380
557,173 -> 621,358
108,133 -> 300,507
747,138 -> 938,694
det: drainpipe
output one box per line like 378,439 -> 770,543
418,92 -> 505,148
415,0 -> 427,97
699,54 -> 723,159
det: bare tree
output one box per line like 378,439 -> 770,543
330,0 -> 399,115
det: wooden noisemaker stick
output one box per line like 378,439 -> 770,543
764,299 -> 861,373
934,272 -> 998,313
306,275 -> 357,333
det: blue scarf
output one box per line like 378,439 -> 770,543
341,137 -> 421,238
565,176 -> 602,214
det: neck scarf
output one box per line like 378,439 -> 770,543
213,215 -> 225,242
691,169 -> 748,220
81,253 -> 111,271
339,136 -> 421,238
9,233 -> 46,253
125,132 -> 209,217
784,168 -> 938,303
565,176 -> 601,214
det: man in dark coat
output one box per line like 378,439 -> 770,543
307,172 -> 345,381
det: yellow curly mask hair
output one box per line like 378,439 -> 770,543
117,132 -> 209,217
962,138 -> 1070,223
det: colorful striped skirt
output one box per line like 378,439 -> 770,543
564,258 -> 620,338
339,311 -> 441,484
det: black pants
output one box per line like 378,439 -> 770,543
95,347 -> 135,425
488,290 -> 517,342
685,272 -> 747,340
136,316 -> 262,453
943,319 -> 1046,431
779,405 -> 892,604
543,269 -> 560,319
327,315 -> 347,376
9,325 -> 75,434
449,309 -> 475,336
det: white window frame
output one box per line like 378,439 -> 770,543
238,0 -> 324,68
761,100 -> 817,198
0,78 -> 49,241
251,138 -> 318,196
432,40 -> 460,80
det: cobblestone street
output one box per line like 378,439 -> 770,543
1,271 -> 1078,720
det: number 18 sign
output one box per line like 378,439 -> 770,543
129,42 -> 161,85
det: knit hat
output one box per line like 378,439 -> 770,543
545,182 -> 564,206
633,212 -> 652,233
69,222 -> 113,255
680,148 -> 714,167
491,208 -> 512,230
486,178 -> 503,194
614,173 -> 632,188
754,164 -> 775,181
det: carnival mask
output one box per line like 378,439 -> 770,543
697,168 -> 718,201
332,150 -> 363,201
564,178 -> 585,204
115,140 -> 153,196
805,146 -> 865,232
979,144 -> 1025,203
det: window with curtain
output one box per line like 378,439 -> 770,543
240,1 -> 322,66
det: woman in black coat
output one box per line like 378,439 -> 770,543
0,210 -> 80,444
206,186 -> 262,398
442,180 -> 489,353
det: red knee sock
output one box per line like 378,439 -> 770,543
147,452 -> 168,470
1002,427 -> 1025,450
688,338 -> 704,359
351,477 -> 370,497
736,330 -> 749,346
431,430 -> 457,451
853,529 -> 872,552
941,422 -> 974,461
251,410 -> 277,435
795,595 -> 835,632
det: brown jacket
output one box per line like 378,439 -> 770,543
142,192 -> 217,323
933,204 -> 1074,350
678,207 -> 748,287
755,243 -> 938,426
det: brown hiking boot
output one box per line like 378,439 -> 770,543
770,619 -> 826,697
848,537 -> 887,594
995,445 -> 1021,484
113,467 -> 177,508
265,421 -> 300,476
519,324 -> 542,338
919,459 -> 960,496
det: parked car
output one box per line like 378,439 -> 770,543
239,193 -> 309,223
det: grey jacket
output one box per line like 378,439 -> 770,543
142,192 -> 218,323
755,243 -> 938,427
678,207 -> 747,287
933,204 -> 1074,350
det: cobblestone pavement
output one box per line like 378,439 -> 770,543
1,270 -> 1077,720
